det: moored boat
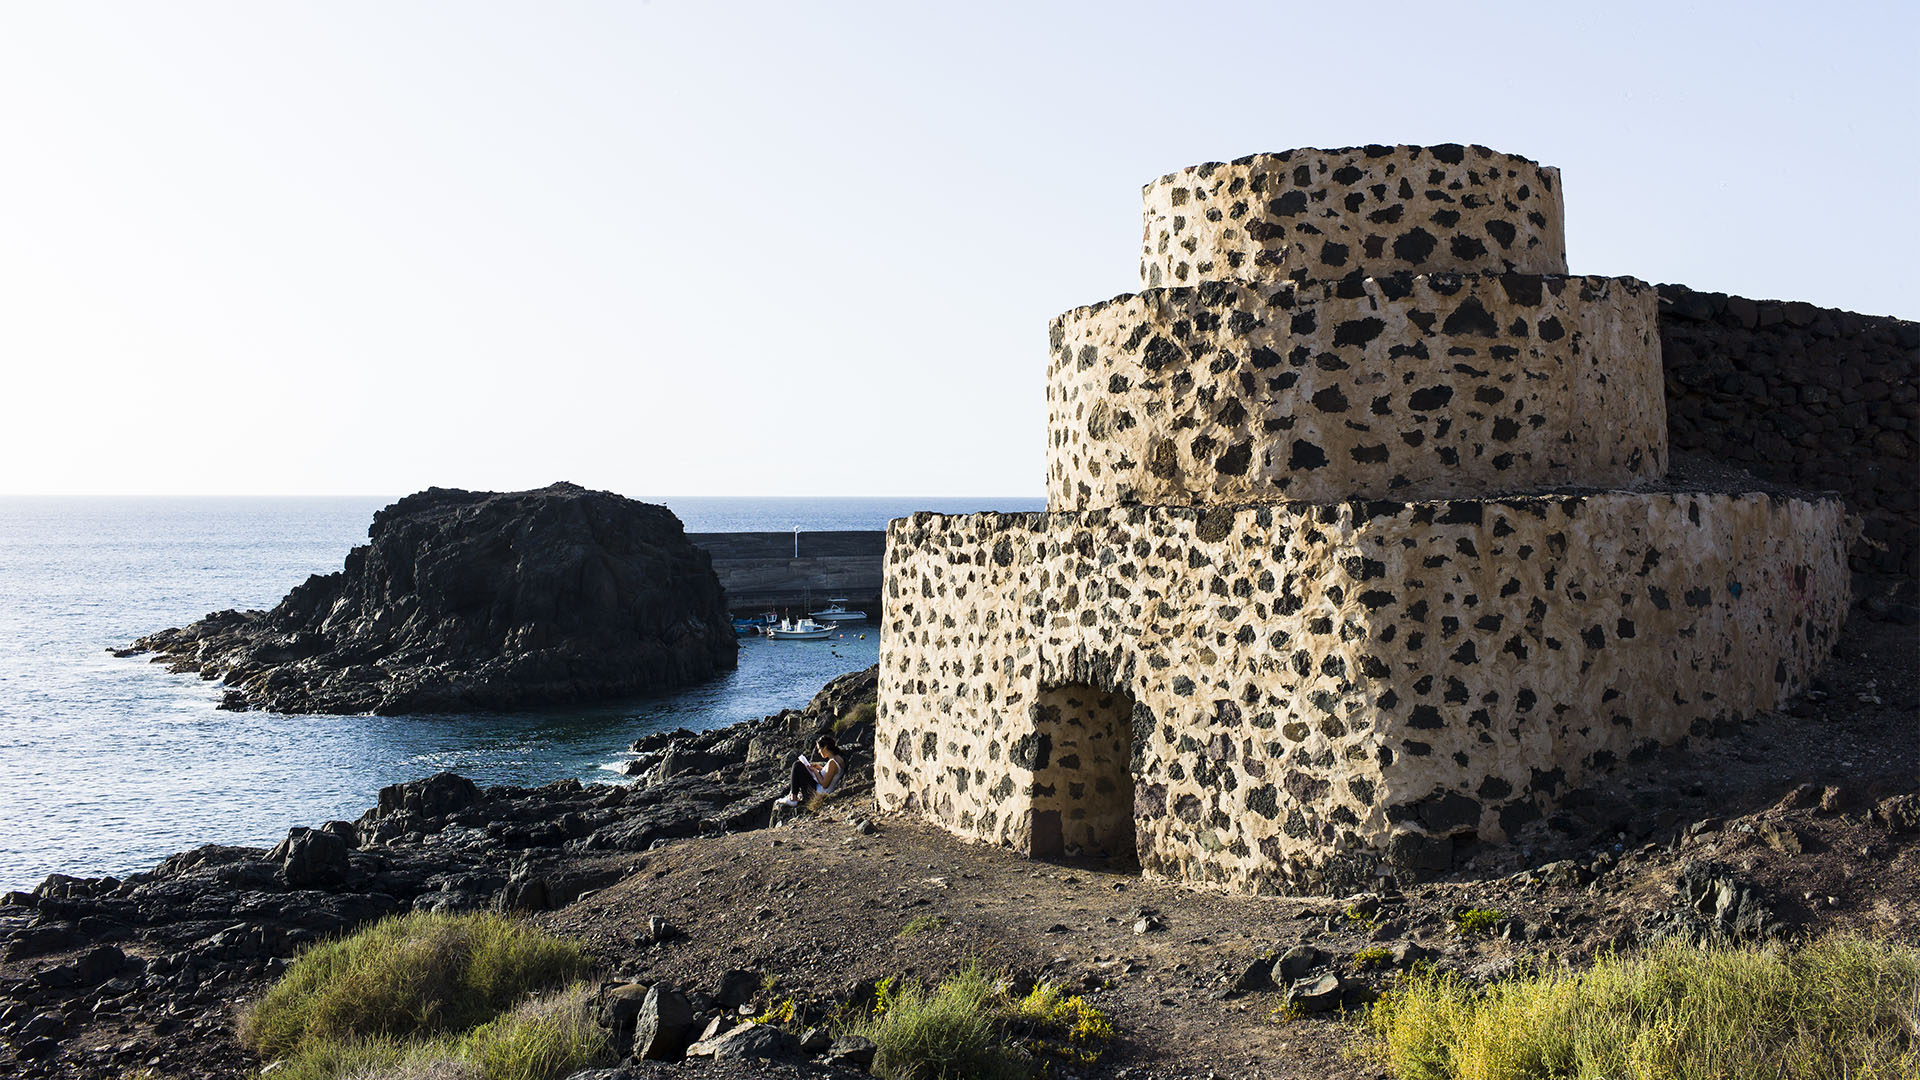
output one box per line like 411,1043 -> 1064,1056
808,598 -> 866,622
764,617 -> 833,640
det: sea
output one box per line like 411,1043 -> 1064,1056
0,495 -> 1043,893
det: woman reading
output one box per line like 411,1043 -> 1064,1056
775,734 -> 844,808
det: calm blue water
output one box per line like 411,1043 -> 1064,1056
0,495 -> 1042,892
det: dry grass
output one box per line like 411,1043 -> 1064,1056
1356,935 -> 1920,1080
846,965 -> 1116,1079
237,912 -> 602,1080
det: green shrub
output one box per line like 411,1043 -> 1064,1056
1356,935 -> 1920,1080
239,912 -> 593,1062
1451,908 -> 1502,936
1351,946 -> 1394,972
847,966 -> 1116,1079
752,997 -> 796,1025
835,700 -> 878,733
851,965 -> 1026,1080
1009,979 -> 1115,1065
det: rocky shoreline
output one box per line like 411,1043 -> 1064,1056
0,666 -> 877,1078
3,613 -> 1915,1079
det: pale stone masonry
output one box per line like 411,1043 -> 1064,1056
877,145 -> 1853,894
1047,273 -> 1665,507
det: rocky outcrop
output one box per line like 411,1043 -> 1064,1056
123,483 -> 737,714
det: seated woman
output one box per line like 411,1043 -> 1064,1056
775,734 -> 844,808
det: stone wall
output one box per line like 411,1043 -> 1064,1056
1657,286 -> 1919,603
876,494 -> 1851,892
1048,274 -> 1663,508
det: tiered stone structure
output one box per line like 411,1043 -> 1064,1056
876,145 -> 1854,894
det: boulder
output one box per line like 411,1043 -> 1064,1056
497,865 -> 550,912
686,1022 -> 802,1061
374,773 -> 483,820
1389,941 -> 1434,969
634,985 -> 695,1061
805,666 -> 879,727
71,945 -> 127,985
1659,860 -> 1779,942
1873,794 -> 1919,832
1233,955 -> 1277,992
825,1035 -> 878,1069
277,829 -> 350,889
1286,972 -> 1345,1013
715,968 -> 761,1009
125,483 -> 737,714
594,982 -> 651,1056
1274,944 -> 1325,982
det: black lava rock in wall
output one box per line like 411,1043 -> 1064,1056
128,483 -> 737,713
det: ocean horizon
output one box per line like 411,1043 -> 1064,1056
0,494 -> 1044,892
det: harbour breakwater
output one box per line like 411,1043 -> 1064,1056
688,530 -> 884,618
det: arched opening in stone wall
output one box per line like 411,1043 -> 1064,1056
1022,682 -> 1137,868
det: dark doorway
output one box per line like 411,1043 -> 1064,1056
1025,682 -> 1137,867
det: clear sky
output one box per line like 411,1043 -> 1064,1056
2,1 -> 1913,497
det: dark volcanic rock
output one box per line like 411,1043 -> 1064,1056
125,483 -> 736,714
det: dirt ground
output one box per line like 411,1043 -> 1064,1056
541,612 -> 1919,1079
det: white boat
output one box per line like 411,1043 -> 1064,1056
808,598 -> 867,622
764,617 -> 833,640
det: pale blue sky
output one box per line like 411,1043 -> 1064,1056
2,1 -> 1913,497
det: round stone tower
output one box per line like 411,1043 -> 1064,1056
1050,145 -> 1663,508
877,146 -> 1852,894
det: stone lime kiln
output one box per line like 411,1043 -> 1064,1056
876,145 -> 1852,893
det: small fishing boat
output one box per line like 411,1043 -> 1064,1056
808,598 -> 867,622
731,612 -> 777,636
764,617 -> 832,641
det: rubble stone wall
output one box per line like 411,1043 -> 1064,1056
1657,285 -> 1919,599
1047,273 -> 1663,508
876,494 -> 1852,892
1141,145 -> 1565,289
878,144 -> 1866,895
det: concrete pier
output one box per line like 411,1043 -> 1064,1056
686,531 -> 884,617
